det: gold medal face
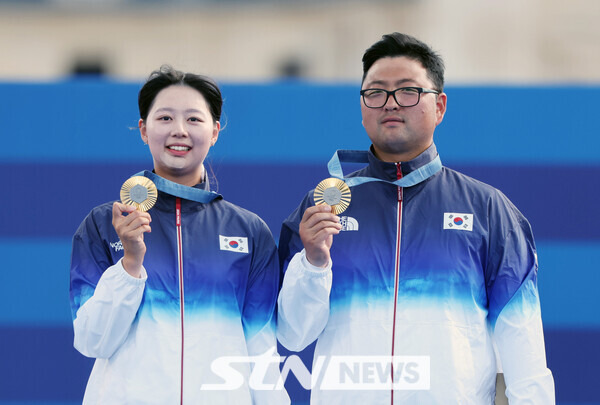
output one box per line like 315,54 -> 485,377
314,177 -> 351,215
120,176 -> 158,212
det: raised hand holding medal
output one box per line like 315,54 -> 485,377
114,176 -> 157,277
298,177 -> 350,268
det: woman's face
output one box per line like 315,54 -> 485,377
139,85 -> 219,186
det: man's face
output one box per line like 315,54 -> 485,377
361,56 -> 447,163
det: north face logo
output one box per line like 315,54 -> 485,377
340,216 -> 359,231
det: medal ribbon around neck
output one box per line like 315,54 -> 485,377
135,170 -> 221,204
327,150 -> 442,188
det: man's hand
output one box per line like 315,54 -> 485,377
299,204 -> 342,268
112,202 -> 152,278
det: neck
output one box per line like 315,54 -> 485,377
155,167 -> 204,187
372,148 -> 418,164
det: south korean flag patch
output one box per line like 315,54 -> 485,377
219,235 -> 249,253
443,213 -> 474,231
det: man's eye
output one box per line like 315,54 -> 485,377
399,88 -> 419,94
366,90 -> 386,97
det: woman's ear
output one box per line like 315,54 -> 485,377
139,119 -> 148,144
210,121 -> 220,146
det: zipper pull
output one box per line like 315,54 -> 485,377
176,198 -> 181,226
396,163 -> 403,202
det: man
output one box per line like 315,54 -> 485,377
277,32 -> 554,404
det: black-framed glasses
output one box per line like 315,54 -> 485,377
360,87 -> 440,108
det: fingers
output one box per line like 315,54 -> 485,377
301,205 -> 342,238
303,204 -> 341,225
112,202 -> 152,238
112,201 -> 136,217
112,202 -> 148,219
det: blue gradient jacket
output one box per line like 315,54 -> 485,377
70,173 -> 288,405
277,144 -> 554,404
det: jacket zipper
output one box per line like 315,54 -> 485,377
176,198 -> 185,405
391,163 -> 403,404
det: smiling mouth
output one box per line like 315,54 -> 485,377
167,145 -> 191,152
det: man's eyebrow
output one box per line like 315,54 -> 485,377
364,78 -> 415,87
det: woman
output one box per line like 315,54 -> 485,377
70,66 -> 289,404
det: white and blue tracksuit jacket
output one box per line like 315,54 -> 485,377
277,144 -> 554,404
70,172 -> 289,405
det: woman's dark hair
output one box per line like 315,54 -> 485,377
138,65 -> 223,123
362,32 -> 445,92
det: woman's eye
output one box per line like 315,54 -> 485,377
158,116 -> 171,121
189,117 -> 202,122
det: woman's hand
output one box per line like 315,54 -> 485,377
112,202 -> 152,278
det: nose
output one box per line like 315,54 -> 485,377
171,117 -> 188,137
383,93 -> 400,110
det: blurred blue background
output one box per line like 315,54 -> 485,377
1,1 -> 599,403
0,80 -> 598,404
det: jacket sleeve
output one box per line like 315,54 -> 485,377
242,219 -> 290,405
70,209 -> 146,359
486,192 -> 555,404
276,197 -> 333,352
277,250 -> 332,352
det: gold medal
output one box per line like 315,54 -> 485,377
314,178 -> 351,215
120,176 -> 158,212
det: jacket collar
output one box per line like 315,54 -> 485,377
366,143 -> 440,181
151,171 -> 222,212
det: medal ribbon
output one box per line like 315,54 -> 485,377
135,170 -> 221,203
327,150 -> 442,188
